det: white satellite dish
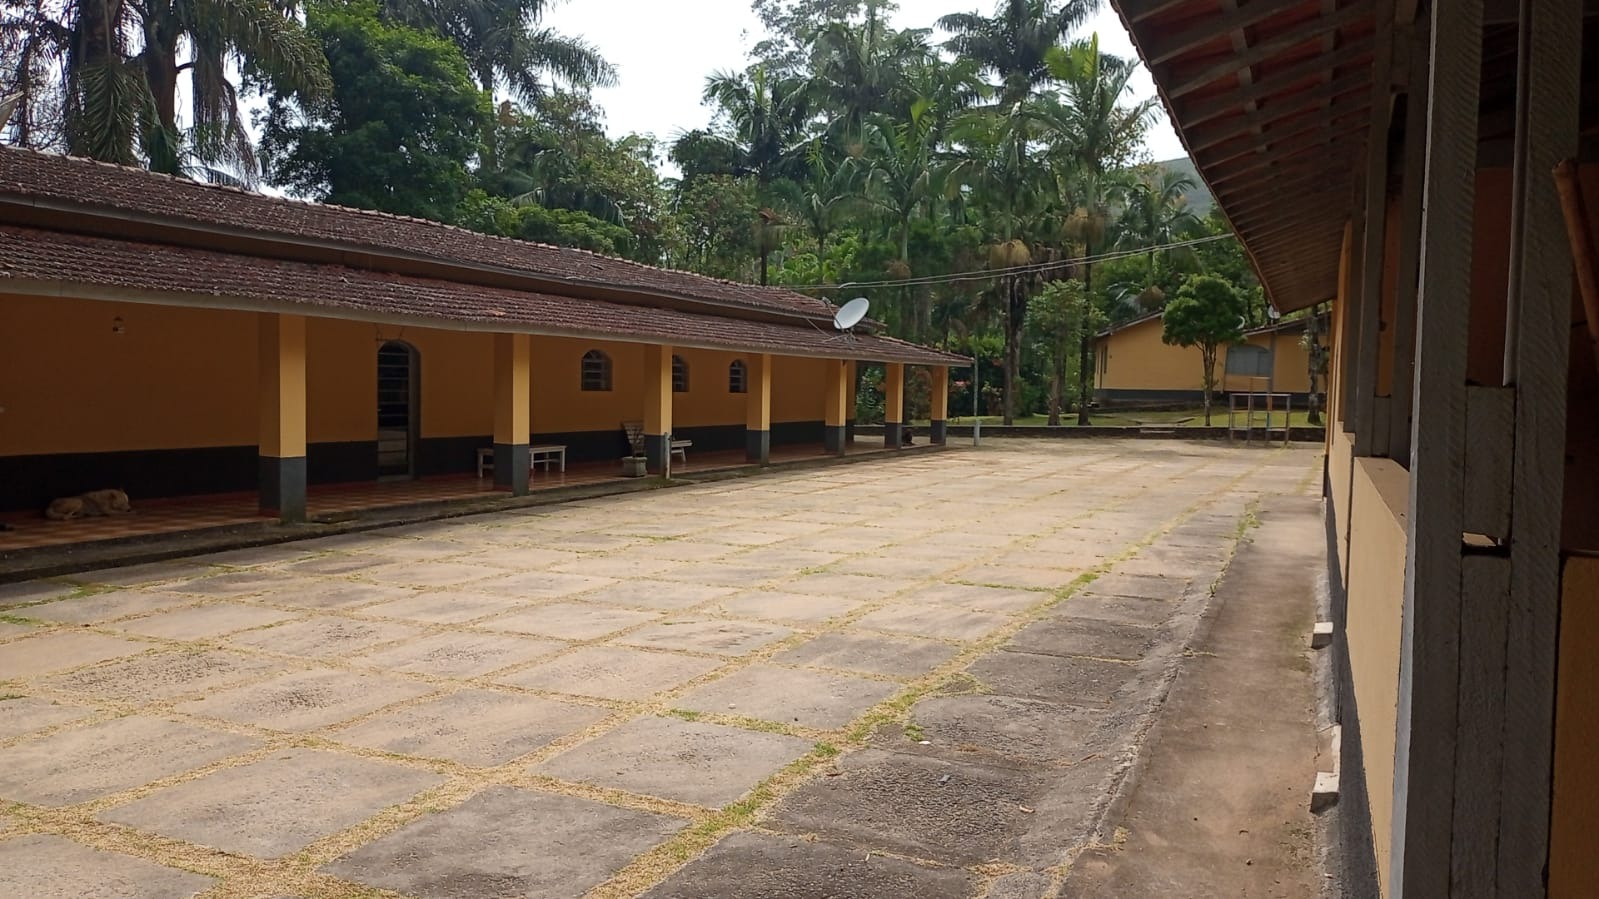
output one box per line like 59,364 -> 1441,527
834,296 -> 870,331
1268,306 -> 1283,321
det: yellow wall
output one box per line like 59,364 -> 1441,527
1551,554 -> 1599,898
772,355 -> 827,422
1096,315 -> 1316,395
671,347 -> 749,427
306,320 -> 494,441
1329,428 -> 1353,583
530,336 -> 643,432
0,294 -> 258,454
1345,457 -> 1410,898
306,317 -> 376,443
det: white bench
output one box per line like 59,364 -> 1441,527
477,445 -> 567,477
670,438 -> 692,464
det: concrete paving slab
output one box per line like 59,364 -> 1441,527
22,590 -> 196,625
731,548 -> 847,572
176,668 -> 434,731
497,645 -> 723,701
357,631 -> 564,678
358,539 -> 474,562
1087,572 -> 1194,601
483,602 -> 659,640
548,555 -> 687,579
225,616 -> 426,659
967,651 -> 1138,708
66,560 -> 207,588
0,715 -> 257,806
0,833 -> 214,898
957,565 -> 1080,591
278,552 -> 394,577
586,579 -> 740,611
331,689 -> 608,766
0,579 -> 76,605
474,571 -> 620,600
453,545 -> 586,569
772,632 -> 958,679
43,649 -> 288,702
654,562 -> 782,587
329,786 -> 684,897
828,553 -> 966,579
1055,592 -> 1177,627
110,603 -> 300,640
675,664 -> 898,730
102,748 -> 445,858
264,579 -> 418,610
1007,617 -> 1158,661
534,716 -> 811,807
710,591 -> 867,625
543,532 -> 645,552
914,582 -> 1044,613
192,544 -> 322,568
359,560 -> 505,588
893,694 -> 1112,766
624,540 -> 742,563
619,618 -> 794,656
0,695 -> 96,740
769,748 -> 1042,866
0,631 -> 151,680
358,590 -> 524,624
0,620 -> 38,638
782,571 -> 919,597
850,604 -> 1012,641
642,829 -> 976,899
167,570 -> 294,596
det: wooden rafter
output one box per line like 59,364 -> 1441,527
1143,0 -> 1308,65
1162,0 -> 1376,99
1184,72 -> 1371,152
1179,36 -> 1375,126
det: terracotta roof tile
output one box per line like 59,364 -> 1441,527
0,147 -> 835,321
0,226 -> 969,367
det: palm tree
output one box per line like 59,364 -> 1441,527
688,65 -> 812,284
938,0 -> 1099,110
805,11 -> 929,150
1116,166 -> 1201,276
2,0 -> 328,175
378,0 -> 614,103
788,139 -> 858,269
860,100 -> 946,340
1039,35 -> 1157,422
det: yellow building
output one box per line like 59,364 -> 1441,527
1109,0 -> 1599,895
0,149 -> 965,528
1093,312 -> 1320,406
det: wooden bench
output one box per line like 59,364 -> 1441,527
477,444 -> 567,477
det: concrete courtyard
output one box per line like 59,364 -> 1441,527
0,438 -> 1320,899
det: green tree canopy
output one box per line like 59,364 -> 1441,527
1161,274 -> 1247,425
260,0 -> 488,222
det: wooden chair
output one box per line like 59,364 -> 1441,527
620,421 -> 691,464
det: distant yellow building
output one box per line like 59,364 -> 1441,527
1092,312 -> 1321,407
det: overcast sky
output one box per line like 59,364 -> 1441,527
541,0 -> 1187,165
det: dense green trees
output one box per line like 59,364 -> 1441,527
1162,275 -> 1248,425
2,0 -> 1267,422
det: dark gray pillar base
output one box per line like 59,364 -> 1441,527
823,425 -> 846,454
931,420 -> 948,445
746,429 -> 770,465
846,421 -> 857,445
259,455 -> 307,523
646,434 -> 670,475
494,443 -> 530,495
885,422 -> 904,449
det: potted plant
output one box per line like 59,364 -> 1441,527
621,453 -> 648,477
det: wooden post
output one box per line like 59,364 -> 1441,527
1497,0 -> 1579,890
1388,21 -> 1430,464
883,362 -> 905,449
929,365 -> 950,444
823,359 -> 848,455
1391,0 -> 1482,894
1353,11 -> 1395,457
492,333 -> 531,495
258,313 -> 307,523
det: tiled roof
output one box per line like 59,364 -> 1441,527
0,226 -> 970,366
0,147 -> 835,321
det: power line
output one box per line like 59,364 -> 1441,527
782,233 -> 1234,293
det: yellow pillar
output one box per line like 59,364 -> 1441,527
493,333 -> 531,494
258,312 -> 307,522
929,364 -> 950,445
845,359 -> 858,445
824,358 -> 848,454
644,344 -> 673,473
884,361 -> 905,449
746,353 -> 771,464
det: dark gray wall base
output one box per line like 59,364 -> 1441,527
0,445 -> 258,513
930,420 -> 948,445
1093,388 -> 1316,409
885,421 -> 904,449
645,434 -> 669,474
773,420 -> 825,445
823,426 -> 846,454
417,435 -> 491,477
259,455 -> 306,523
746,430 -> 770,464
494,443 -> 530,495
673,424 -> 745,453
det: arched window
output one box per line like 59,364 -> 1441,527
672,355 -> 689,393
581,350 -> 612,391
729,360 -> 748,394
